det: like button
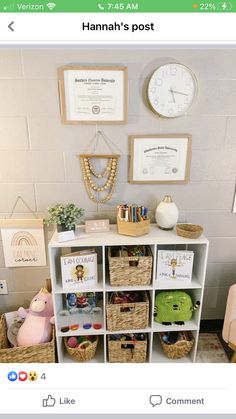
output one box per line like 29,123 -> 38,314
42,395 -> 56,407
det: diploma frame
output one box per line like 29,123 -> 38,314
129,134 -> 192,184
58,65 -> 128,124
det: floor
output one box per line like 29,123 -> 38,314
196,333 -> 229,363
198,319 -> 233,362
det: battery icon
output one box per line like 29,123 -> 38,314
217,2 -> 233,10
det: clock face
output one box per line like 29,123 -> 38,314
147,63 -> 197,118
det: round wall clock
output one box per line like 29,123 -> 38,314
147,63 -> 197,118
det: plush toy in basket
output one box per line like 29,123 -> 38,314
159,331 -> 194,359
0,311 -> 55,363
154,291 -> 200,325
64,335 -> 98,362
17,288 -> 55,346
7,315 -> 24,347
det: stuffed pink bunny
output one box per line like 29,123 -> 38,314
17,288 -> 54,347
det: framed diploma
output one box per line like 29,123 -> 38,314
58,66 -> 128,124
129,134 -> 192,184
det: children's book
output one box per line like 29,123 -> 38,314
61,248 -> 97,289
157,250 -> 194,282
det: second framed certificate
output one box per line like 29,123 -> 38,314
129,134 -> 192,184
58,66 -> 128,124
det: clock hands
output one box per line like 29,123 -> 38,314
171,89 -> 189,97
169,88 -> 175,103
169,88 -> 189,104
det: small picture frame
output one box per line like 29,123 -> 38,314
85,219 -> 110,233
58,65 -> 128,124
129,134 -> 192,184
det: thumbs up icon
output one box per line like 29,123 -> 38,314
42,394 -> 56,407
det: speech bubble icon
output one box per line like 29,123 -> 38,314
150,395 -> 162,406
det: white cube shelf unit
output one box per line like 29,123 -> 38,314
48,224 -> 209,363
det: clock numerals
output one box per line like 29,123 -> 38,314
185,78 -> 193,86
162,66 -> 177,77
148,63 -> 197,118
184,97 -> 190,105
162,69 -> 169,78
187,86 -> 194,94
154,78 -> 163,86
170,66 -> 177,76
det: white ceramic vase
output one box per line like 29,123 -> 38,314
155,195 -> 179,230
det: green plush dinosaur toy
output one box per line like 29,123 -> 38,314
154,291 -> 200,325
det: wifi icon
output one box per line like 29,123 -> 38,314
47,2 -> 56,10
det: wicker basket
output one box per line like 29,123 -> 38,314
0,315 -> 55,363
108,334 -> 147,363
108,246 -> 153,286
176,224 -> 203,239
106,292 -> 149,331
64,336 -> 98,362
159,331 -> 194,359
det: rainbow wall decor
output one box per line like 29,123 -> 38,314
0,220 -> 46,267
11,231 -> 38,247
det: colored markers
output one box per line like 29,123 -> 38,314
117,204 -> 148,222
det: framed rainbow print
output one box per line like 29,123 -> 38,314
0,219 -> 46,267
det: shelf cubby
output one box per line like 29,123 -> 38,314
48,224 -> 209,363
151,331 -> 197,363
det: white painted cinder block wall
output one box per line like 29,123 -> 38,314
0,46 -> 236,319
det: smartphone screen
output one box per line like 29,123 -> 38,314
0,1 -> 236,417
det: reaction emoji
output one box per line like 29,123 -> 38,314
8,371 -> 18,382
28,371 -> 38,381
18,371 -> 28,382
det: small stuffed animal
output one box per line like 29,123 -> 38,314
17,288 -> 54,347
154,291 -> 200,325
7,316 -> 24,347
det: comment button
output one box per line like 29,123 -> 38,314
150,395 -> 162,406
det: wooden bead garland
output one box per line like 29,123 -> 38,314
80,154 -> 120,204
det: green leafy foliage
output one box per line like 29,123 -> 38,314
45,203 -> 85,230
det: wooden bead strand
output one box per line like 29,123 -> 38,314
80,154 -> 119,204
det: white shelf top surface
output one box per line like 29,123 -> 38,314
106,327 -> 153,335
58,328 -> 105,338
152,320 -> 198,332
155,274 -> 202,290
105,282 -> 153,292
49,224 -> 208,247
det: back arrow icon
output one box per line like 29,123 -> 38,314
8,21 -> 14,31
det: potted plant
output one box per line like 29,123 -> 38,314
45,203 -> 85,232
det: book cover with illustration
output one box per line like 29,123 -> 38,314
157,250 -> 194,282
61,248 -> 98,289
